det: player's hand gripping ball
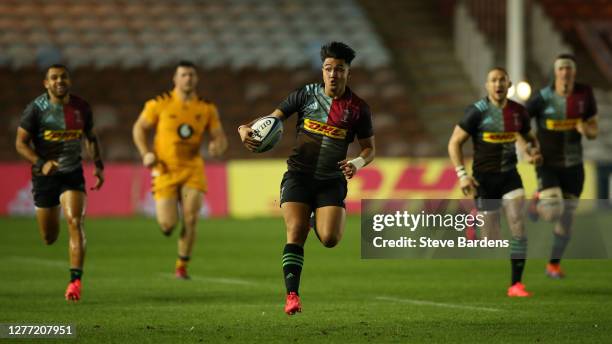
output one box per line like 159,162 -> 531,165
250,116 -> 283,153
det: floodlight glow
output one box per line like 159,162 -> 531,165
517,81 -> 531,100
507,85 -> 515,98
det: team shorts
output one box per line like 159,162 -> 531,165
31,166 -> 86,208
151,165 -> 207,200
473,169 -> 524,211
536,164 -> 584,197
279,171 -> 347,209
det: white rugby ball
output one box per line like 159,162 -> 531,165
251,116 -> 283,153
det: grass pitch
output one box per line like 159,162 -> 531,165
0,216 -> 610,343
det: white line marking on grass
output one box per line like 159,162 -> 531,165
375,296 -> 502,312
158,273 -> 263,287
5,256 -> 66,268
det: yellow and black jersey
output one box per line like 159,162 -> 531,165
140,90 -> 221,168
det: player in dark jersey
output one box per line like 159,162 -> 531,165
15,64 -> 105,302
526,54 -> 598,279
448,67 -> 541,297
238,42 -> 375,314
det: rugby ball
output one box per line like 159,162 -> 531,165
251,116 -> 283,153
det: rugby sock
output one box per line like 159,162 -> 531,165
549,233 -> 570,264
282,244 -> 304,295
510,237 -> 527,284
70,268 -> 83,282
176,256 -> 190,269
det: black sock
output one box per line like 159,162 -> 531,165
510,237 -> 527,284
549,233 -> 570,264
282,244 -> 304,295
70,268 -> 83,282
511,259 -> 526,285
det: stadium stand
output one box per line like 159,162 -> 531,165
0,0 -> 428,161
358,0 -> 478,154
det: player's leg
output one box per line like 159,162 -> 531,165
279,171 -> 313,315
60,190 -> 86,301
281,202 -> 310,315
155,199 -> 179,235
502,187 -> 531,297
152,170 -> 180,235
175,185 -> 203,279
473,174 -> 502,240
312,177 -> 348,247
547,165 -> 584,278
35,207 -> 61,245
537,187 -> 564,222
314,206 -> 346,248
32,173 -> 62,244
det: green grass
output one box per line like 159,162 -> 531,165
0,216 -> 610,343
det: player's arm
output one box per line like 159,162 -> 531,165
516,131 -> 542,165
15,127 -> 58,176
238,109 -> 286,152
576,116 -> 598,140
338,136 -> 375,179
448,125 -> 478,196
208,125 -> 228,157
132,115 -> 157,168
84,127 -> 105,190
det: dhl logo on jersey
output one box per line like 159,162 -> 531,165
303,118 -> 347,139
43,130 -> 83,141
545,118 -> 579,131
482,132 -> 517,143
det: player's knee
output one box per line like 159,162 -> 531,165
319,231 -> 342,248
159,222 -> 175,236
538,188 -> 564,222
321,237 -> 339,248
183,213 -> 198,228
42,233 -> 58,245
66,216 -> 84,230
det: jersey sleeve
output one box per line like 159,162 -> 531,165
356,103 -> 374,139
205,103 -> 222,132
140,99 -> 160,125
583,86 -> 597,120
458,105 -> 481,136
19,102 -> 38,134
278,87 -> 308,119
525,92 -> 544,119
83,101 -> 94,135
519,106 -> 531,135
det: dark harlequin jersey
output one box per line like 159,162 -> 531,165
278,83 -> 374,180
459,97 -> 530,173
20,93 -> 93,174
526,83 -> 597,168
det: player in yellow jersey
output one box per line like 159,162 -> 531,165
132,61 -> 227,279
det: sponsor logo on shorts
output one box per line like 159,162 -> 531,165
303,118 -> 347,139
545,118 -> 579,131
43,130 -> 82,141
482,131 -> 517,143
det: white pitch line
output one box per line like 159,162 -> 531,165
158,273 -> 264,287
375,296 -> 502,312
4,255 -> 66,268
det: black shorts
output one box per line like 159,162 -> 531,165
31,167 -> 86,208
279,171 -> 347,209
536,164 -> 584,197
473,169 -> 524,211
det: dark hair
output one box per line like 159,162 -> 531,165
488,66 -> 509,77
175,60 -> 197,71
45,64 -> 69,79
320,42 -> 356,65
555,53 -> 576,63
